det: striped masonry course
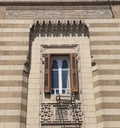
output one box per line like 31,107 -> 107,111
0,20 -> 30,128
89,19 -> 120,126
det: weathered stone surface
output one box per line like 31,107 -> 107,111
6,9 -> 112,19
0,7 -> 6,19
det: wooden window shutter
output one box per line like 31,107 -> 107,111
44,54 -> 51,93
70,53 -> 79,93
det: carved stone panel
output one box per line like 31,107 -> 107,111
6,8 -> 112,19
55,108 -> 68,121
40,103 -> 82,125
40,104 -> 53,123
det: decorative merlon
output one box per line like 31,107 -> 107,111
30,20 -> 89,41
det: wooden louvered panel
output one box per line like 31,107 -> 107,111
44,54 -> 51,93
70,53 -> 79,93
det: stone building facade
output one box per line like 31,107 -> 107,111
0,0 -> 120,128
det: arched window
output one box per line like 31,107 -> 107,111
51,57 -> 70,94
44,54 -> 79,94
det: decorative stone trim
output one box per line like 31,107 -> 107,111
40,103 -> 82,125
30,20 -> 89,41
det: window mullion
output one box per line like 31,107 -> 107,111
58,60 -> 62,94
59,67 -> 62,94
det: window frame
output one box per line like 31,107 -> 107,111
51,55 -> 70,94
44,54 -> 79,94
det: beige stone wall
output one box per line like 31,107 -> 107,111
26,19 -> 120,128
26,34 -> 97,128
112,5 -> 120,18
0,2 -> 120,128
0,7 -> 6,19
0,18 -> 120,128
87,19 -> 120,128
0,20 -> 32,128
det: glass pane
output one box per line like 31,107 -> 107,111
62,60 -> 68,69
52,60 -> 58,69
62,70 -> 69,88
52,71 -> 59,89
62,90 -> 65,94
56,90 -> 59,94
51,90 -> 54,94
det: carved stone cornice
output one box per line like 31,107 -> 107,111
30,20 -> 89,41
